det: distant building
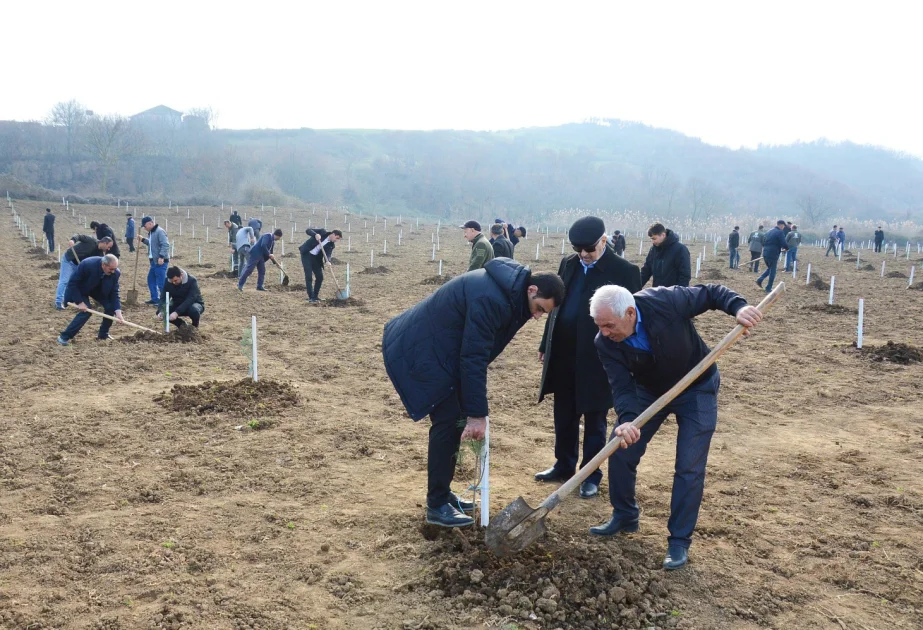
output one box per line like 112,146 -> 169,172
130,105 -> 183,127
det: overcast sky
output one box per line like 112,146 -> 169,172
5,1 -> 922,155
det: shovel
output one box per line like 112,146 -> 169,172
65,303 -> 162,334
485,283 -> 787,556
270,258 -> 290,286
126,237 -> 141,305
319,245 -> 348,300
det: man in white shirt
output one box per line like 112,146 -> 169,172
299,228 -> 343,302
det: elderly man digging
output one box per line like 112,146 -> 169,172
588,283 -> 762,570
382,259 -> 565,528
57,254 -> 124,345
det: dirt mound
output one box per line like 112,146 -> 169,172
209,270 -> 237,279
119,326 -> 202,344
267,283 -> 307,292
359,266 -> 391,274
329,257 -> 343,264
808,276 -> 830,290
860,263 -> 875,271
842,256 -> 857,262
40,261 -> 59,269
421,274 -> 455,285
803,304 -> 858,315
886,270 -> 908,278
189,263 -> 215,269
27,247 -> 53,260
910,282 -> 923,291
154,378 -> 298,416
701,268 -> 726,280
419,529 -> 674,629
855,341 -> 923,365
321,297 -> 365,308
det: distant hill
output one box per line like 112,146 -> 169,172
1,116 -> 921,225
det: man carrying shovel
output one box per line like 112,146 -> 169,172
382,259 -> 565,528
299,227 -> 342,303
588,283 -> 762,570
56,254 -> 124,345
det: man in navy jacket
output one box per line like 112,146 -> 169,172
756,220 -> 789,293
125,214 -> 136,253
43,208 -> 55,251
57,255 -> 124,345
382,259 -> 565,528
238,229 -> 282,292
640,223 -> 691,288
588,283 -> 762,570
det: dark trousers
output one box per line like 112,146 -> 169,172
748,251 -> 760,273
825,241 -> 837,256
874,240 -> 883,253
427,391 -> 466,509
757,254 -> 780,291
60,298 -> 114,341
237,256 -> 266,289
301,253 -> 324,299
552,385 -> 608,485
608,372 -> 719,549
126,237 -> 135,253
45,232 -> 55,252
169,303 -> 204,327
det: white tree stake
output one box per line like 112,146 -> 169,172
909,266 -> 915,288
165,292 -> 171,333
370,250 -> 374,267
252,315 -> 258,382
881,260 -> 886,278
695,255 -> 701,279
857,298 -> 864,348
535,242 -> 540,261
345,263 -> 351,298
828,276 -> 835,305
431,244 -> 436,261
479,417 -> 490,527
806,262 -> 812,284
438,260 -> 443,276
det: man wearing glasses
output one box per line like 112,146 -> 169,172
536,216 -> 642,499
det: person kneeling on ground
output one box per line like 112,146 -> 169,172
382,259 -> 565,528
156,266 -> 204,327
57,254 -> 124,345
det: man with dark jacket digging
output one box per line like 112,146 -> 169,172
156,267 -> 205,327
640,223 -> 690,288
490,223 -> 515,259
382,259 -> 565,528
90,221 -> 121,258
55,235 -> 114,310
57,254 -> 124,345
536,216 -> 641,499
238,228 -> 282,292
300,227 -> 343,303
588,283 -> 763,570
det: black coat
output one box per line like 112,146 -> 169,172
383,258 -> 535,421
596,284 -> 747,423
538,248 -> 641,414
640,229 -> 690,287
43,213 -> 55,234
728,230 -> 740,249
94,223 -> 121,258
612,234 -> 626,254
874,229 -> 884,243
230,211 -> 242,226
157,268 -> 203,314
300,228 -> 336,260
492,236 -> 514,259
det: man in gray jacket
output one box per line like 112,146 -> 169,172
140,216 -> 170,305
746,226 -> 765,273
785,225 -> 802,272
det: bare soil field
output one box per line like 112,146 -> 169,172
1,200 -> 921,630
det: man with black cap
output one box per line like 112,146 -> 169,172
42,208 -> 55,252
874,226 -> 885,253
125,213 -> 136,253
536,216 -> 642,498
490,224 -> 514,258
139,216 -> 170,305
640,223 -> 691,288
611,230 -> 626,257
756,220 -> 788,293
461,220 -> 494,271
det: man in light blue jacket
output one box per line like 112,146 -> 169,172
140,216 -> 170,305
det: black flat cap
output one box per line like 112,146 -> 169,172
569,216 -> 606,246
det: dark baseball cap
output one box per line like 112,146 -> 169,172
460,220 -> 481,231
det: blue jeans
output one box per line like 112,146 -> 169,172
147,259 -> 168,301
238,257 -> 266,290
60,299 -> 115,341
728,248 -> 739,268
785,247 -> 798,271
608,371 -> 720,548
757,255 -> 779,291
55,260 -> 78,307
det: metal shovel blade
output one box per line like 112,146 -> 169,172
485,497 -> 549,556
281,272 -> 290,286
335,289 -> 348,300
125,289 -> 139,306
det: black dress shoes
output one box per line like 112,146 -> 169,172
449,492 -> 475,514
425,503 -> 474,528
534,467 -> 573,483
579,481 -> 599,498
663,544 -> 688,570
589,513 -> 640,536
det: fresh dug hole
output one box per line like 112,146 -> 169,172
419,530 -> 674,629
803,304 -> 858,315
854,341 -> 923,365
701,268 -> 726,280
120,327 -> 202,344
321,297 -> 365,308
886,270 -> 908,278
155,378 -> 298,416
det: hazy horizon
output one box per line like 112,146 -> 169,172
5,0 -> 923,157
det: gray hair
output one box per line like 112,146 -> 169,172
101,254 -> 119,267
589,285 -> 636,319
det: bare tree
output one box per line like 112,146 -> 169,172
795,192 -> 831,226
686,177 -> 726,224
643,164 -> 679,215
186,106 -> 217,130
46,99 -> 88,180
85,115 -> 136,194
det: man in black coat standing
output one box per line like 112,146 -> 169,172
640,223 -> 690,288
382,259 -> 565,528
536,216 -> 642,499
490,223 -> 515,258
299,227 -> 343,302
874,227 -> 885,253
727,226 -> 740,269
611,230 -> 626,257
43,208 -> 55,252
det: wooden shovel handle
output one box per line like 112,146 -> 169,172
66,303 -> 161,334
319,245 -> 343,292
542,282 -> 786,511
